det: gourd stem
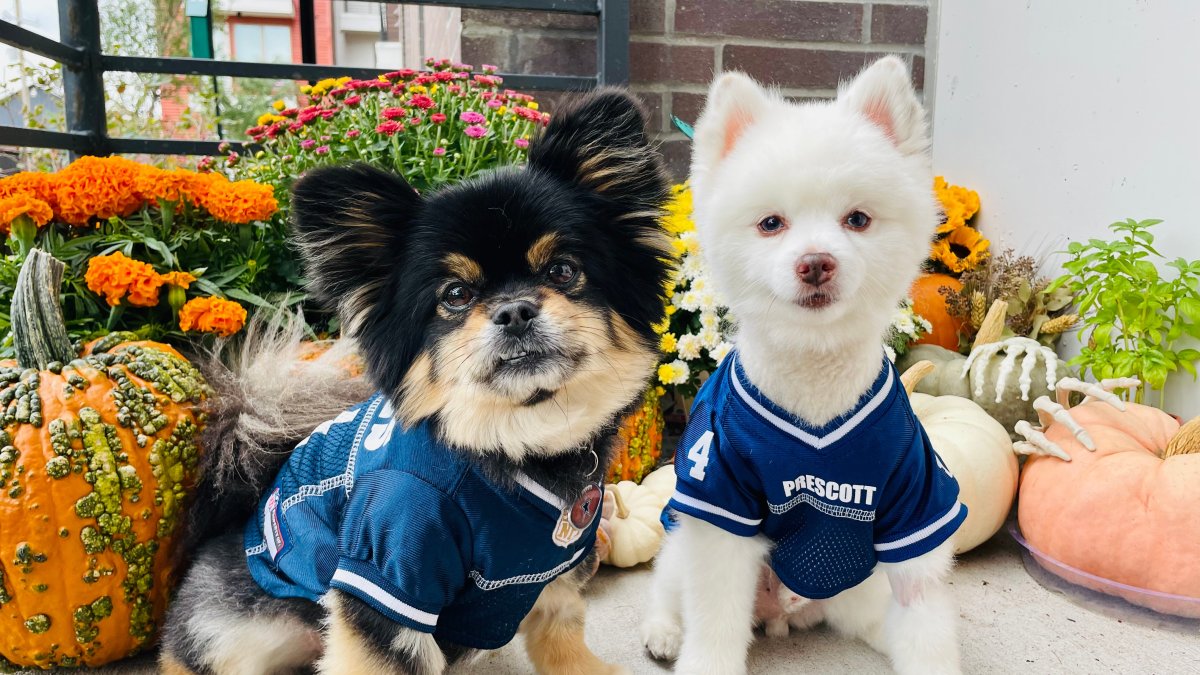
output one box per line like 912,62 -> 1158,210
1162,417 -> 1200,458
971,300 -> 1009,350
12,250 -> 75,369
612,486 -> 631,519
900,360 -> 936,396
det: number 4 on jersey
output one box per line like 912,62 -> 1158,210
686,431 -> 714,481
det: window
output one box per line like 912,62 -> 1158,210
232,23 -> 292,63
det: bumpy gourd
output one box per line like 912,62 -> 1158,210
899,300 -> 1060,438
0,251 -> 209,670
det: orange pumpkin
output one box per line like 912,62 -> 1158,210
0,251 -> 209,669
910,273 -> 966,351
606,386 -> 665,483
1018,402 -> 1200,617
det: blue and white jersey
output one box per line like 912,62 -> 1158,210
668,352 -> 966,599
244,393 -> 600,650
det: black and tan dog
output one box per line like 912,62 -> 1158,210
160,90 -> 671,674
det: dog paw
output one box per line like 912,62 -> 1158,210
778,591 -> 810,614
764,618 -> 790,639
641,616 -> 683,661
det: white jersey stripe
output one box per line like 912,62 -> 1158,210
730,355 -> 893,449
468,547 -> 587,591
512,471 -> 567,511
671,490 -> 763,527
330,569 -> 439,627
874,502 -> 963,552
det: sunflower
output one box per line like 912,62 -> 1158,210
932,226 -> 990,274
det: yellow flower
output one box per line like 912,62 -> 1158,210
932,226 -> 990,274
651,316 -> 670,334
529,101 -> 539,110
300,85 -> 312,94
660,333 -> 678,353
179,296 -> 247,337
497,105 -> 507,115
257,113 -> 285,126
272,99 -> 286,111
665,305 -> 677,316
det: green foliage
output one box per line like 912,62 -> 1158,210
1049,218 -> 1200,406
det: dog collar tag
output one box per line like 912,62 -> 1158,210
552,482 -> 602,548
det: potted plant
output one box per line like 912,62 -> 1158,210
1048,217 -> 1200,409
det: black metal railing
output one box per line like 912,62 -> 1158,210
0,0 -> 629,157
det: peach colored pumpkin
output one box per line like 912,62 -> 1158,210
1018,401 -> 1200,617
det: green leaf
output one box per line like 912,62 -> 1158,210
142,238 -> 175,268
1180,297 -> 1200,323
224,287 -> 277,310
1178,348 -> 1200,362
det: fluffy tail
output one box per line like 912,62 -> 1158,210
179,312 -> 375,558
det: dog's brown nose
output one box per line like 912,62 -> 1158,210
797,253 -> 837,287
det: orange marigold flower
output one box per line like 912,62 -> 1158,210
0,194 -> 54,232
161,270 -> 197,288
84,251 -> 165,307
0,171 -> 57,208
194,176 -> 278,224
178,296 -> 247,337
53,156 -> 147,226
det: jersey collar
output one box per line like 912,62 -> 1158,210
729,351 -> 895,450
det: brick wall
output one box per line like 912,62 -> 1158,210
462,0 -> 929,178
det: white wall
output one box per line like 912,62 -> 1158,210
930,0 -> 1200,417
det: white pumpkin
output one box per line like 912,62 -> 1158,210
902,361 -> 1018,554
601,465 -> 676,567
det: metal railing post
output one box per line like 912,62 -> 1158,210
597,0 -> 629,85
57,0 -> 108,157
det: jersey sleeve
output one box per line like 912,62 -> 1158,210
668,399 -> 764,537
331,470 -> 470,633
873,424 -> 968,563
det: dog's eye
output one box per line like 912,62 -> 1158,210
843,211 -> 872,230
441,283 -> 475,310
757,215 -> 786,235
547,261 -> 577,285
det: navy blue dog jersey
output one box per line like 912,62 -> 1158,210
668,352 -> 966,599
244,393 -> 600,649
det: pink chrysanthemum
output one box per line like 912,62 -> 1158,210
514,138 -> 530,148
464,124 -> 489,139
433,147 -> 446,156
460,111 -> 486,124
376,121 -> 405,136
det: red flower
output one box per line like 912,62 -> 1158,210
280,107 -> 299,117
381,107 -> 406,120
434,71 -> 454,82
409,94 -> 435,109
319,109 -> 336,119
409,117 -> 422,126
376,121 -> 405,136
430,113 -> 447,124
288,121 -> 304,133
344,95 -> 362,106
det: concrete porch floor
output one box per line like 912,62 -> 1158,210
48,531 -> 1200,674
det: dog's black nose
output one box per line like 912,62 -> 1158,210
797,253 -> 838,287
492,300 -> 540,336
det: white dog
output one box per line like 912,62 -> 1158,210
641,57 -> 963,675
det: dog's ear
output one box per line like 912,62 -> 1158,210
527,88 -> 667,215
837,56 -> 928,157
290,164 -> 420,335
692,71 -> 773,172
